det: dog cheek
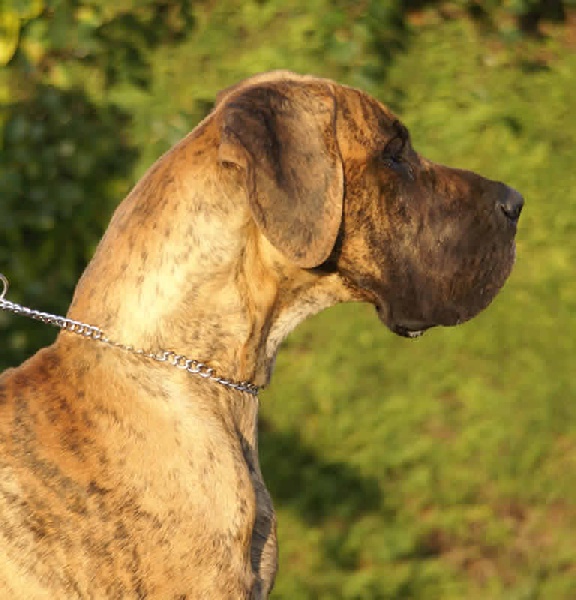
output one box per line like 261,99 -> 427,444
419,216 -> 514,323
383,205 -> 505,325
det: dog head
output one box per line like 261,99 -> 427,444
218,71 -> 522,338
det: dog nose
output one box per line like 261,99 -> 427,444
498,188 -> 524,225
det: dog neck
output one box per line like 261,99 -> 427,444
65,134 -> 353,390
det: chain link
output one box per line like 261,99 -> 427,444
0,274 -> 259,396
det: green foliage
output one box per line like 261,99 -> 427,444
0,0 -> 42,65
0,83 -> 136,364
1,1 -> 575,598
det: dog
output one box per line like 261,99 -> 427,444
0,71 -> 523,598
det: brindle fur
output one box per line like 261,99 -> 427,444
0,72 -> 522,598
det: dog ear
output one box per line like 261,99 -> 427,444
218,81 -> 343,268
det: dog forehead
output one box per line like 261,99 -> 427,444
214,71 -> 401,155
331,86 -> 400,155
215,70 -> 322,106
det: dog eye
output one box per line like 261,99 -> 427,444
381,144 -> 414,180
382,153 -> 403,169
383,135 -> 404,158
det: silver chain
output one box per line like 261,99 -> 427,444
0,274 -> 259,396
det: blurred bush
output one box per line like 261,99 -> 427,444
0,84 -> 136,364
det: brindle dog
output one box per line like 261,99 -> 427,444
0,72 -> 523,598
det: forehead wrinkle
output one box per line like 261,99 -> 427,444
334,90 -> 383,156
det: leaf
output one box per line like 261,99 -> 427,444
0,10 -> 20,65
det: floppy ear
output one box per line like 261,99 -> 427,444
218,81 -> 344,268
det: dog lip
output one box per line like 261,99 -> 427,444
375,305 -> 428,339
390,324 -> 427,339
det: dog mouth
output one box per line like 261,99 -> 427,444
375,305 -> 430,339
391,325 -> 426,339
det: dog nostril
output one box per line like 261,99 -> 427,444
498,189 -> 524,225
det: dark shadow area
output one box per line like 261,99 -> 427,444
86,2 -> 195,88
259,417 -> 382,525
259,417 -> 418,593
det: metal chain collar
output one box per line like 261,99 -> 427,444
0,274 -> 259,397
